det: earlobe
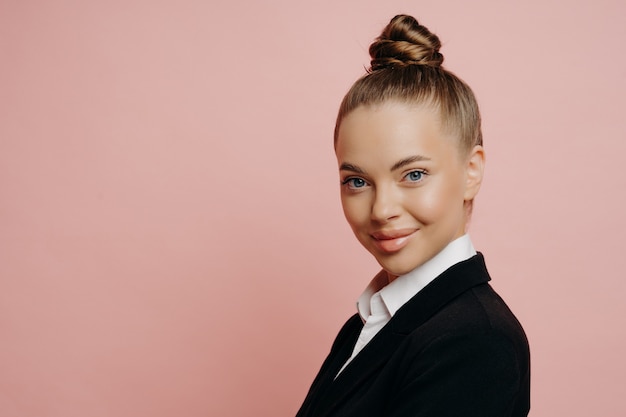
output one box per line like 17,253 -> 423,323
464,145 -> 485,201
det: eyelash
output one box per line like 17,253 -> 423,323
341,170 -> 427,190
341,177 -> 369,190
403,170 -> 427,183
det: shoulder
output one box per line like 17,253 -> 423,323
385,284 -> 530,415
452,283 -> 528,352
391,282 -> 530,408
413,282 -> 529,360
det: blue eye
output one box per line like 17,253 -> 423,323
405,170 -> 425,182
342,177 -> 367,189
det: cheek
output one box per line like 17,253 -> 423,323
405,192 -> 440,224
409,178 -> 464,222
341,196 -> 369,229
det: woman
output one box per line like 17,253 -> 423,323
296,15 -> 530,417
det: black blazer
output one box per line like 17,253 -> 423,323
296,254 -> 530,417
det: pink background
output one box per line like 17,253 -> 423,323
1,1 -> 625,416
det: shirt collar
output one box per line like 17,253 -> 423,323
356,234 -> 476,321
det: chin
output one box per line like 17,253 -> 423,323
376,257 -> 422,279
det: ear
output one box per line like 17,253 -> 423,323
463,145 -> 485,201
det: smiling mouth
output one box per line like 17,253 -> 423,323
370,229 -> 418,253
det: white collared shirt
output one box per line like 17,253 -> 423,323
336,234 -> 476,376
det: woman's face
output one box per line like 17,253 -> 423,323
335,101 -> 484,280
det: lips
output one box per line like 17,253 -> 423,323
370,228 -> 418,253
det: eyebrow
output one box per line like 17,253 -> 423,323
390,155 -> 431,171
339,163 -> 366,174
340,155 -> 431,175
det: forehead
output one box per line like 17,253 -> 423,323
335,102 -> 458,163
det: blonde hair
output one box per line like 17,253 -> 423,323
334,15 -> 483,155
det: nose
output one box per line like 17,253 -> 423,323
371,185 -> 402,223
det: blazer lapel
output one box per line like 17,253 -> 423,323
319,323 -> 406,412
313,254 -> 491,416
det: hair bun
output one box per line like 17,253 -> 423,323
369,15 -> 444,71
